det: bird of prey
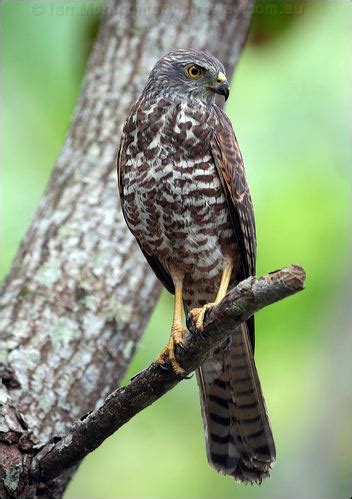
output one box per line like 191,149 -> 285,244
117,48 -> 275,483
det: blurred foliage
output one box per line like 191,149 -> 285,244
250,1 -> 312,45
1,1 -> 350,499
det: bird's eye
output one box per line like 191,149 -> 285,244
186,65 -> 203,79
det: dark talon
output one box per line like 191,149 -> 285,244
186,313 -> 197,334
184,373 -> 194,380
157,361 -> 170,372
198,329 -> 207,340
203,307 -> 211,322
186,312 -> 207,338
186,312 -> 193,331
176,341 -> 187,351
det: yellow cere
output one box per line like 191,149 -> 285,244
216,72 -> 227,83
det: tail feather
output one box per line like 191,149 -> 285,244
197,322 -> 275,483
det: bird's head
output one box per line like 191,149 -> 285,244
144,48 -> 230,104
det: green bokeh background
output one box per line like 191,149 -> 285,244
1,1 -> 350,498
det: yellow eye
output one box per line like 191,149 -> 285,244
186,65 -> 203,79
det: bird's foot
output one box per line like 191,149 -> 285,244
156,324 -> 188,376
189,302 -> 215,333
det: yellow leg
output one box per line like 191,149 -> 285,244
215,263 -> 233,303
190,263 -> 233,332
157,278 -> 187,375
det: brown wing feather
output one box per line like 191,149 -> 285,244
211,107 -> 256,280
210,107 -> 256,347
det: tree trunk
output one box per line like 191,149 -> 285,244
0,0 -> 255,496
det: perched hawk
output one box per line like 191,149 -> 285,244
117,49 -> 275,483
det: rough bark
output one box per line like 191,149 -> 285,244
0,0 -> 255,496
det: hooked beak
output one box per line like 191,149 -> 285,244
208,71 -> 230,101
216,81 -> 230,101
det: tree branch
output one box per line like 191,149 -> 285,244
30,265 -> 305,484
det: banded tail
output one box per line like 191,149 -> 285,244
196,322 -> 276,483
